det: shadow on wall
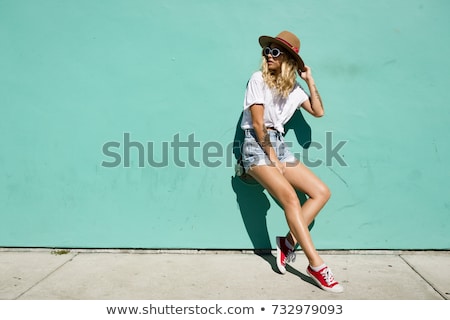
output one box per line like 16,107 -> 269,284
230,109 -> 314,252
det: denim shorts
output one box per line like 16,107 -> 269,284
241,129 -> 297,172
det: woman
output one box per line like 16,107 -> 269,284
240,31 -> 343,293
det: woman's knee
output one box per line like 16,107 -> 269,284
315,183 -> 331,203
280,190 -> 301,210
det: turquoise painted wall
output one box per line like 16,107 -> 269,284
1,0 -> 449,249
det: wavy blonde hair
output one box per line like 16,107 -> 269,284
261,55 -> 298,98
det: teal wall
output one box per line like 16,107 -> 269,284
1,0 -> 449,249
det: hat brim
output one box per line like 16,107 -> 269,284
259,35 -> 306,72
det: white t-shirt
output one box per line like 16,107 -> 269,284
240,71 -> 309,134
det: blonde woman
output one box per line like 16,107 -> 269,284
240,31 -> 343,293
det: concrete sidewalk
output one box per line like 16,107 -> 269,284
0,249 -> 449,300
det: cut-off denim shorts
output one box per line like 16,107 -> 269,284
241,129 -> 297,172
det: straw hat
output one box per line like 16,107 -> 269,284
259,30 -> 306,72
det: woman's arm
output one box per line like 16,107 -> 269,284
249,104 -> 285,174
299,66 -> 325,117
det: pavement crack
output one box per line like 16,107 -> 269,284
13,252 -> 79,300
400,255 -> 447,300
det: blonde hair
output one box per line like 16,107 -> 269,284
261,55 -> 298,98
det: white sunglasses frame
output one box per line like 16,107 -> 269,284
263,47 -> 284,58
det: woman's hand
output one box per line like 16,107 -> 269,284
299,65 -> 313,82
298,65 -> 325,117
272,160 -> 286,175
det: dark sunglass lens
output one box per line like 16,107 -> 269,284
272,48 -> 280,57
263,47 -> 271,56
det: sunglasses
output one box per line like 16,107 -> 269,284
263,47 -> 284,58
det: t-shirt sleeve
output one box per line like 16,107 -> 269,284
295,83 -> 309,109
243,72 -> 265,110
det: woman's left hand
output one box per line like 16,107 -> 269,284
299,65 -> 312,82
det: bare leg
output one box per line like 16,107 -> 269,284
283,162 -> 331,247
248,164 -> 324,267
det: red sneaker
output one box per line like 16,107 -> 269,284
276,236 -> 296,274
306,265 -> 344,293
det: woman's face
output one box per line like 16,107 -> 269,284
264,43 -> 285,73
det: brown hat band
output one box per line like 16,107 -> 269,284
276,37 -> 299,53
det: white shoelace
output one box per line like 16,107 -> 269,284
285,250 -> 296,263
321,267 -> 337,285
